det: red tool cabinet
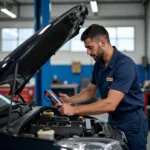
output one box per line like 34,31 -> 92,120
0,85 -> 34,104
143,92 -> 150,115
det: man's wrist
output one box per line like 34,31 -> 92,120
70,97 -> 73,104
74,106 -> 78,115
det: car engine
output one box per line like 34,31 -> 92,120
0,97 -> 129,150
15,106 -> 126,143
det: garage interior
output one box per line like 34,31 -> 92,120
0,0 -> 149,149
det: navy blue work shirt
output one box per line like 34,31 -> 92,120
91,46 -> 144,113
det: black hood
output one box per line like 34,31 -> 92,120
0,4 -> 88,95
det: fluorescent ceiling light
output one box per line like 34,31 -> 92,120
1,8 -> 17,18
90,0 -> 98,13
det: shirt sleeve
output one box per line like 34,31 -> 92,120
110,62 -> 136,94
91,63 -> 97,85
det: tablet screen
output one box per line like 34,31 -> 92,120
45,90 -> 62,104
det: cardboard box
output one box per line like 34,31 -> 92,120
72,61 -> 81,73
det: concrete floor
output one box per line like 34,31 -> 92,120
91,113 -> 150,149
147,132 -> 150,150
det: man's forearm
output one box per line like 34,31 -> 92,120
74,98 -> 115,115
70,89 -> 95,105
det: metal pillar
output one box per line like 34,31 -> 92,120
34,0 -> 52,106
34,0 -> 41,105
40,0 -> 51,106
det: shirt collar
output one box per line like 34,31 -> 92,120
107,46 -> 118,69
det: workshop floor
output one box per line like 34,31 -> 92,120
148,133 -> 150,149
91,113 -> 150,149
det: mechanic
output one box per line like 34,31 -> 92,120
58,24 -> 148,150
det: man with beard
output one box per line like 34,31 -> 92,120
57,24 -> 148,150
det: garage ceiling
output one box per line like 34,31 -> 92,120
0,0 -> 147,21
0,0 -> 146,6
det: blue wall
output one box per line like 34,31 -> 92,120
49,65 -> 93,86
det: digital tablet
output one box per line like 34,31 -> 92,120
44,90 -> 62,104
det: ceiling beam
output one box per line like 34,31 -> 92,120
11,0 -> 20,18
51,0 -> 143,5
0,15 -> 144,22
0,17 -> 34,21
0,0 -> 143,6
0,1 -> 17,7
142,0 -> 149,5
11,0 -> 20,5
0,1 -> 4,6
87,15 -> 145,20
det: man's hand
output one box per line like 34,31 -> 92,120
58,103 -> 76,116
59,93 -> 72,104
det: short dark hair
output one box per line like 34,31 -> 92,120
81,24 -> 110,44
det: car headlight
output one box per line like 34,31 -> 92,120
57,137 -> 123,150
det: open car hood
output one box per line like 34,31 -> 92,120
0,4 -> 88,95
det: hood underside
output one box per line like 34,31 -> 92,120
0,4 -> 88,95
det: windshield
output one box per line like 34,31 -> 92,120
0,94 -> 15,110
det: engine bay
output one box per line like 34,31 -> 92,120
0,93 -> 126,142
0,95 -> 129,150
19,107 -> 100,140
